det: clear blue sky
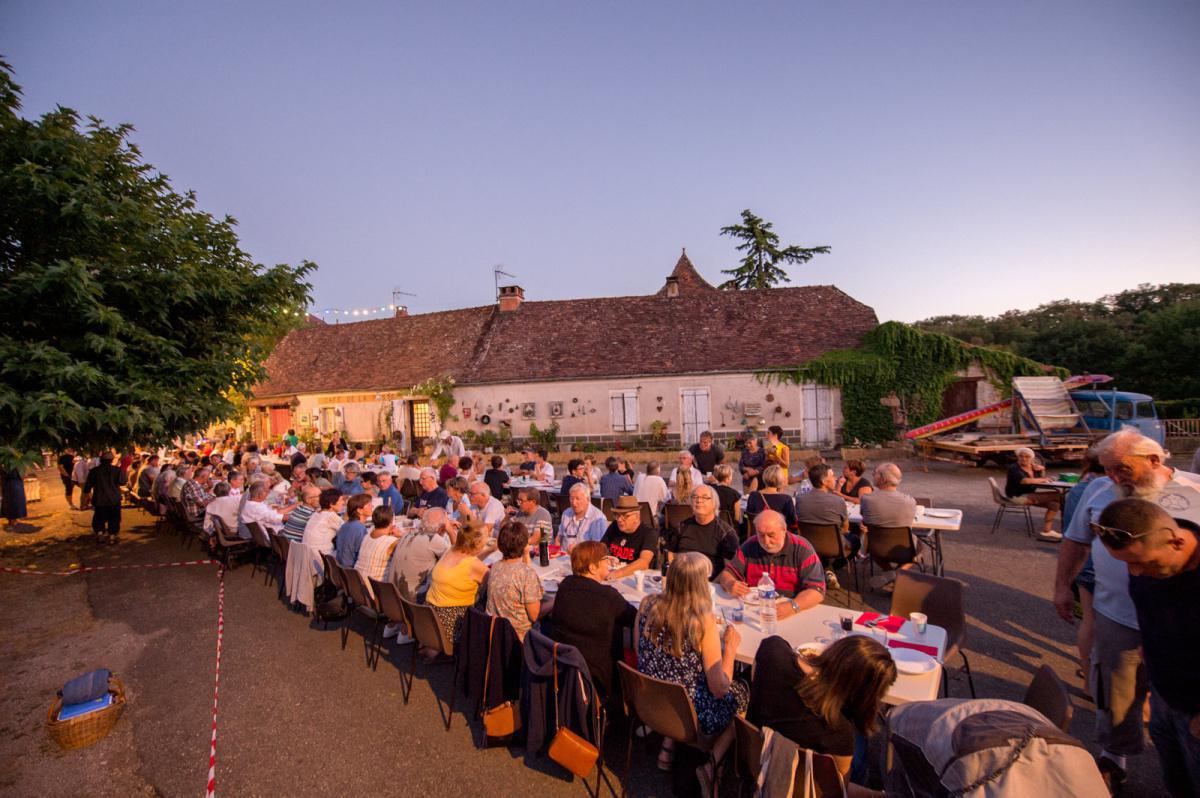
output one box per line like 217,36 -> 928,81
4,1 -> 1198,322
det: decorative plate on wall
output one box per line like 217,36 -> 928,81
521,402 -> 536,419
548,401 -> 564,418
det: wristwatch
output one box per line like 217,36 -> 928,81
788,599 -> 799,613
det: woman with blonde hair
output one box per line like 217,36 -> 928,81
426,519 -> 489,645
669,465 -> 695,506
636,551 -> 747,784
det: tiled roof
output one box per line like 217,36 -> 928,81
253,257 -> 878,398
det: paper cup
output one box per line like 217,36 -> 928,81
910,612 -> 928,635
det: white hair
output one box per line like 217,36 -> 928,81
1014,447 -> 1036,460
470,482 -> 492,497
569,482 -> 590,497
678,450 -> 694,463
422,507 -> 448,534
692,483 -> 719,505
874,462 -> 902,487
1096,427 -> 1167,460
419,467 -> 438,480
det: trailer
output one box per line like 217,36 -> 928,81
912,375 -> 1108,466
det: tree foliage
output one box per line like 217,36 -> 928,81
718,209 -> 830,290
915,284 -> 1200,402
0,62 -> 314,469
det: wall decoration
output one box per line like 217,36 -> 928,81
744,402 -> 762,416
548,401 -> 564,418
765,393 -> 775,402
486,404 -> 494,413
462,406 -> 473,419
785,411 -> 791,418
572,397 -> 578,404
521,402 -> 536,419
479,414 -> 491,425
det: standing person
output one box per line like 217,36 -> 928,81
688,431 -> 725,481
429,429 -> 466,465
72,453 -> 94,510
283,428 -> 299,448
57,449 -> 76,509
764,425 -> 791,483
1093,499 -> 1200,798
2,464 -> 29,527
85,452 -> 126,543
325,431 -> 348,457
1053,428 -> 1200,792
739,436 -> 767,493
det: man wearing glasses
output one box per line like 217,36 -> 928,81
1093,499 -> 1200,798
1052,427 -> 1200,792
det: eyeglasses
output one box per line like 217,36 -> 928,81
1088,521 -> 1158,550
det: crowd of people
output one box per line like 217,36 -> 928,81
28,424 -> 1200,796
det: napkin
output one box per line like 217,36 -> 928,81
855,612 -> 905,633
888,639 -> 939,657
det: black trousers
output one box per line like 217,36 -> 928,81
61,476 -> 74,502
92,505 -> 121,536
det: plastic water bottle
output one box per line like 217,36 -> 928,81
758,572 -> 777,635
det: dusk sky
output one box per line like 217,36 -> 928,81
5,1 -> 1198,322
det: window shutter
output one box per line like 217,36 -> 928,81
623,393 -> 639,431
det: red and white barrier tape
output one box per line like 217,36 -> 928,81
205,566 -> 225,798
0,559 -> 218,576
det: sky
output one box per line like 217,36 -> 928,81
4,1 -> 1198,323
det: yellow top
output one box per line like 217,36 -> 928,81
427,554 -> 481,607
767,441 -> 790,481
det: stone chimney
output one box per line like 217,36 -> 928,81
394,305 -> 408,317
664,276 -> 680,298
498,284 -> 525,312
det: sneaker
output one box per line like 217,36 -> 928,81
394,631 -> 414,644
382,622 -> 401,639
1037,530 -> 1063,542
825,570 -> 841,591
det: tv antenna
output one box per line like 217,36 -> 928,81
391,287 -> 416,313
494,265 -> 517,300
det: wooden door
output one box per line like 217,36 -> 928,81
680,388 -> 710,445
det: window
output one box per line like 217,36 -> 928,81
410,400 -> 432,441
1136,401 -> 1157,419
610,390 -> 638,432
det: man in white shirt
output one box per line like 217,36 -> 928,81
467,482 -> 506,536
635,462 -> 670,516
532,448 -> 555,482
328,449 -> 348,476
430,429 -> 466,464
204,483 -> 241,538
302,488 -> 347,556
396,455 -> 422,483
668,451 -> 704,491
239,481 -> 288,539
558,482 -> 607,551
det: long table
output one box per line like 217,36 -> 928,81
847,505 -> 963,577
531,558 -> 947,705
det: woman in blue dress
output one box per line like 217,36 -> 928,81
2,465 -> 28,526
637,551 -> 748,791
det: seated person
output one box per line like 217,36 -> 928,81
485,521 -> 544,641
668,485 -> 739,581
354,505 -> 402,587
376,471 -> 404,514
599,456 -> 635,501
389,507 -> 454,603
560,458 -> 587,498
668,450 -> 705,491
549,541 -> 637,696
466,481 -> 506,537
745,464 -> 798,530
338,462 -> 364,496
859,463 -> 920,586
711,464 -> 742,525
557,482 -> 607,551
335,493 -> 373,568
1005,447 -> 1062,540
444,476 -> 471,520
718,510 -> 825,616
835,458 -> 873,504
407,468 -> 449,519
600,496 -> 658,579
637,551 -> 747,783
749,635 -> 896,798
281,485 -> 321,542
531,448 -> 555,483
202,481 -> 240,540
509,487 -> 553,546
517,447 -> 538,476
396,454 -> 423,484
426,519 -> 489,646
634,461 -> 670,516
301,487 -> 346,556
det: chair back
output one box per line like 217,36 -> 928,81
213,516 -> 242,548
400,596 -> 453,656
400,478 -> 421,500
891,570 -> 967,650
733,716 -> 764,783
616,662 -> 701,746
537,490 -> 553,512
1023,665 -> 1073,732
246,521 -> 270,549
321,553 -> 347,593
600,498 -> 615,522
638,501 -> 656,529
270,530 -> 288,561
798,523 -> 846,562
342,566 -> 378,610
912,496 -> 933,508
987,477 -> 1010,505
719,508 -> 737,529
553,493 -> 572,518
866,526 -> 917,566
662,504 -> 692,536
370,578 -> 408,626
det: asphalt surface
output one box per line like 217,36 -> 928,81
0,461 -> 1172,796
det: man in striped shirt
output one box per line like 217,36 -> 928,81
282,485 -> 321,542
718,509 -> 826,617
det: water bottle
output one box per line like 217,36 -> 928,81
758,572 -> 777,634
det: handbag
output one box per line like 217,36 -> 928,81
481,617 -> 521,738
546,643 -> 599,778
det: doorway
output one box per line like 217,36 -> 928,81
680,388 -> 711,446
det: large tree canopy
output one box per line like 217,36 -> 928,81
916,283 -> 1200,404
0,63 -> 314,468
718,209 -> 830,290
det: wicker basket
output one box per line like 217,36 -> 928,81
46,675 -> 126,750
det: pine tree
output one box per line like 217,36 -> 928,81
718,209 -> 830,290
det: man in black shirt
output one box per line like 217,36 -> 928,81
669,484 -> 739,580
688,431 -> 725,479
600,496 -> 658,579
57,449 -> 76,508
84,451 -> 126,543
407,468 -> 449,520
1097,499 -> 1200,797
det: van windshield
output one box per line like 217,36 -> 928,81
1136,402 -> 1156,419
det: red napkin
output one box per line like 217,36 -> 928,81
547,545 -> 563,557
855,612 -> 905,633
889,639 -> 939,657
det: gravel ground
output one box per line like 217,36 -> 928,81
0,461 -> 1171,796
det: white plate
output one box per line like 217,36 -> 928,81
890,646 -> 937,674
795,641 -> 827,658
922,509 -> 957,519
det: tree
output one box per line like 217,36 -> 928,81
0,62 -> 314,469
718,209 -> 830,290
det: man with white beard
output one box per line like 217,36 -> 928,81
1053,427 -> 1200,792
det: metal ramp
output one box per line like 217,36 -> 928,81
1013,376 -> 1090,443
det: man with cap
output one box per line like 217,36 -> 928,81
84,451 -> 126,543
600,495 -> 658,579
430,429 -> 465,465
1093,498 -> 1200,797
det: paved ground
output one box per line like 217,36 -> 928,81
0,461 -> 1172,797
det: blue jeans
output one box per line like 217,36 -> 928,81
1149,689 -> 1200,798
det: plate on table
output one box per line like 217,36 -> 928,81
890,647 -> 937,674
542,579 -> 560,595
922,509 -> 957,519
795,641 -> 827,659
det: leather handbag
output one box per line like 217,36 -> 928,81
546,643 -> 599,777
481,617 -> 521,738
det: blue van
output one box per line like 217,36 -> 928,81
1070,389 -> 1164,446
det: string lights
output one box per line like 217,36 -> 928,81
312,304 -> 398,319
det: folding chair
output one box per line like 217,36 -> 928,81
213,516 -> 252,569
891,570 -> 975,698
341,566 -> 385,669
370,578 -> 417,700
798,522 -> 855,606
1023,664 -> 1073,732
398,596 -> 461,728
987,477 -> 1035,538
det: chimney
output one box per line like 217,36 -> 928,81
664,276 -> 680,298
394,305 -> 408,317
498,284 -> 525,312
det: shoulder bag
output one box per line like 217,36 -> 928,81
481,616 -> 521,738
547,642 -> 599,777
